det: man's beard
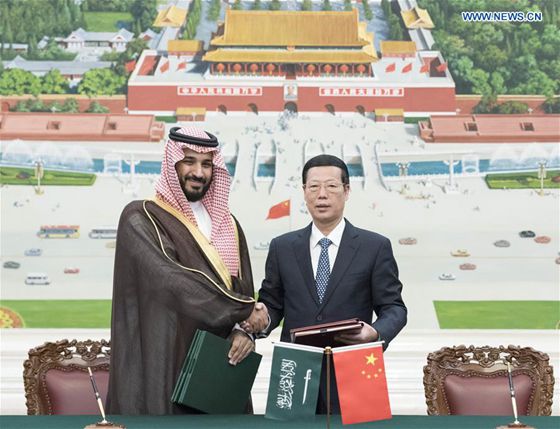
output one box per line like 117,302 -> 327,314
182,177 -> 211,202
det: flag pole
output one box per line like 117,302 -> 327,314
289,197 -> 292,232
325,346 -> 332,429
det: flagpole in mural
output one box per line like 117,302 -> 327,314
34,159 -> 44,195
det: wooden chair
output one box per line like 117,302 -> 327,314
23,339 -> 110,415
423,345 -> 554,416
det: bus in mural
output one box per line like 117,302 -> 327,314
37,225 -> 80,239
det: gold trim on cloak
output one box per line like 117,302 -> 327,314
142,199 -> 254,304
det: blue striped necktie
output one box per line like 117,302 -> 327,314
315,238 -> 332,303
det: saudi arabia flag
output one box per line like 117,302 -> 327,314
265,342 -> 324,420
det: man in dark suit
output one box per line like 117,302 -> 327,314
256,154 -> 407,413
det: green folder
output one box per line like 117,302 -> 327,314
172,329 -> 262,414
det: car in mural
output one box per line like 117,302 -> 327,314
438,273 -> 456,281
451,249 -> 470,257
63,267 -> 80,274
253,241 -> 270,251
25,273 -> 50,285
398,237 -> 417,245
3,261 -> 21,269
534,235 -> 551,244
519,230 -> 536,238
24,248 -> 42,256
494,240 -> 511,248
459,263 -> 477,270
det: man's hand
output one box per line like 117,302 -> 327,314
240,302 -> 268,333
335,322 -> 378,345
228,331 -> 255,366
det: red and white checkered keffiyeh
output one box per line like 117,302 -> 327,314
155,126 -> 239,276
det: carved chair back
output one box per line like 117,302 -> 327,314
423,345 -> 554,416
23,339 -> 110,415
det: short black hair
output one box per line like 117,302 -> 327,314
302,154 -> 349,185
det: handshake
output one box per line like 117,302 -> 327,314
240,302 -> 269,334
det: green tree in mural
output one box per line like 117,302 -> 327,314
131,0 -> 157,35
495,101 -> 529,114
77,68 -> 126,96
301,0 -> 312,11
41,69 -> 69,94
322,0 -> 332,12
269,0 -> 281,11
543,97 -> 560,113
0,68 -> 41,95
85,100 -> 110,113
59,98 -> 79,113
362,0 -> 373,20
207,0 -> 221,21
417,0 -> 559,95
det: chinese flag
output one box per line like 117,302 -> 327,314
436,62 -> 448,72
159,60 -> 169,73
420,61 -> 430,73
177,62 -> 187,71
401,62 -> 412,73
333,342 -> 391,425
385,63 -> 396,73
266,200 -> 290,220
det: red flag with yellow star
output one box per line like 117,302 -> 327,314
332,342 -> 391,425
266,200 -> 290,220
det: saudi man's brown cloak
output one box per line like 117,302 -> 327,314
106,200 -> 255,415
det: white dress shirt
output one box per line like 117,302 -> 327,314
189,201 -> 212,241
310,218 -> 346,278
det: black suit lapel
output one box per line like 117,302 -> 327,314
292,224 -> 320,307
319,221 -> 360,310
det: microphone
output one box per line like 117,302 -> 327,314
84,367 -> 125,429
495,362 -> 532,429
87,367 -> 108,424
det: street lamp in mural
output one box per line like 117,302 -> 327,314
34,160 -> 44,195
538,161 -> 547,196
396,162 -> 410,194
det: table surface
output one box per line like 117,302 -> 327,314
0,415 -> 558,429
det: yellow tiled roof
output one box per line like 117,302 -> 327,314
380,41 -> 417,56
167,39 -> 203,52
203,48 -> 377,64
153,5 -> 187,27
210,9 -> 369,47
375,108 -> 404,116
176,107 -> 206,115
401,7 -> 435,29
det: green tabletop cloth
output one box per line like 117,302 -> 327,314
0,415 -> 558,429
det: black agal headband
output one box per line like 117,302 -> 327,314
168,127 -> 219,147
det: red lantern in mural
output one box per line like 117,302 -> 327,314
249,63 -> 259,73
340,64 -> 349,74
357,64 -> 366,74
323,64 -> 332,74
266,63 -> 276,74
306,64 -> 316,74
216,63 -> 225,73
233,63 -> 242,73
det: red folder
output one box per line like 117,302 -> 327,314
289,318 -> 364,348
